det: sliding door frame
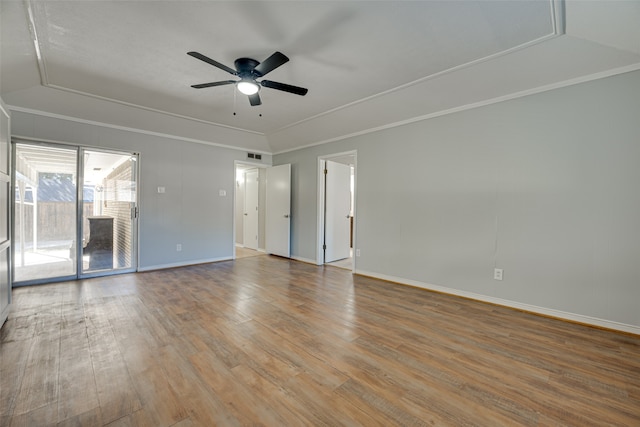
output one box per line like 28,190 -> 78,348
11,139 -> 139,286
12,140 -> 79,286
77,147 -> 139,279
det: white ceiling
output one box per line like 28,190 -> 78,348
2,1 -> 640,154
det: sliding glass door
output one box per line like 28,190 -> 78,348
81,149 -> 138,276
13,142 -> 138,285
14,144 -> 78,283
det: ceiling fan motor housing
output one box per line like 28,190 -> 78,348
235,58 -> 261,77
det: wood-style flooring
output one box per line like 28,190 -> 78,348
1,255 -> 639,426
234,247 -> 265,259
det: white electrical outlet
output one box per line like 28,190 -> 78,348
176,244 -> 182,252
494,268 -> 503,281
219,189 -> 226,196
355,249 -> 361,257
157,186 -> 166,193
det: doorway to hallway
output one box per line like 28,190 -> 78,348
234,161 -> 293,259
234,163 -> 265,257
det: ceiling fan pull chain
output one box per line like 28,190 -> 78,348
233,85 -> 237,116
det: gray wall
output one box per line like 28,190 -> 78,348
275,70 -> 640,329
11,111 -> 271,270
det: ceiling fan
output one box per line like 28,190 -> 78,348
187,51 -> 308,106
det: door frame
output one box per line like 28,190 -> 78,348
242,168 -> 259,250
78,147 -> 139,279
11,139 -> 139,286
233,160 -> 268,259
316,150 -> 357,270
12,140 -> 80,286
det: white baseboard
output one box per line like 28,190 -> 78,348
355,269 -> 640,336
138,256 -> 232,272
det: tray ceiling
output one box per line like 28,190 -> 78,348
2,1 -> 640,153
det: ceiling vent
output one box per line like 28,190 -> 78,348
247,153 -> 262,160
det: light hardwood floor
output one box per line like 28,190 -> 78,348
234,247 -> 265,259
1,255 -> 639,426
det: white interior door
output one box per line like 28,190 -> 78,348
265,164 -> 291,257
325,160 -> 351,262
243,169 -> 259,250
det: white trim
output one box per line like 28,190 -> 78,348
23,1 -> 562,143
0,100 -> 11,119
45,83 -> 264,136
138,256 -> 232,272
272,30 -> 561,135
7,105 -> 271,155
11,60 -> 640,161
316,151 -> 358,269
24,0 -> 48,86
233,160 -> 271,260
316,158 -> 326,266
551,0 -> 566,36
273,62 -> 640,155
355,269 -> 640,336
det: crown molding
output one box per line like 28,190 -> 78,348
8,105 -> 272,155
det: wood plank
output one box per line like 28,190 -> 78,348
0,339 -> 31,423
1,255 -> 639,426
86,323 -> 142,424
57,303 -> 100,423
188,350 -> 275,425
11,327 -> 60,416
8,402 -> 58,427
155,344 -> 243,426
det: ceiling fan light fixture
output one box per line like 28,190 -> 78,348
189,51 -> 307,106
237,80 -> 259,95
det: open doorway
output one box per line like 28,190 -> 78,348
317,151 -> 356,271
234,162 -> 266,259
234,161 -> 293,260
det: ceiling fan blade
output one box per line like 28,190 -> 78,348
261,80 -> 308,96
248,93 -> 262,106
187,52 -> 237,75
253,51 -> 289,76
191,80 -> 236,89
